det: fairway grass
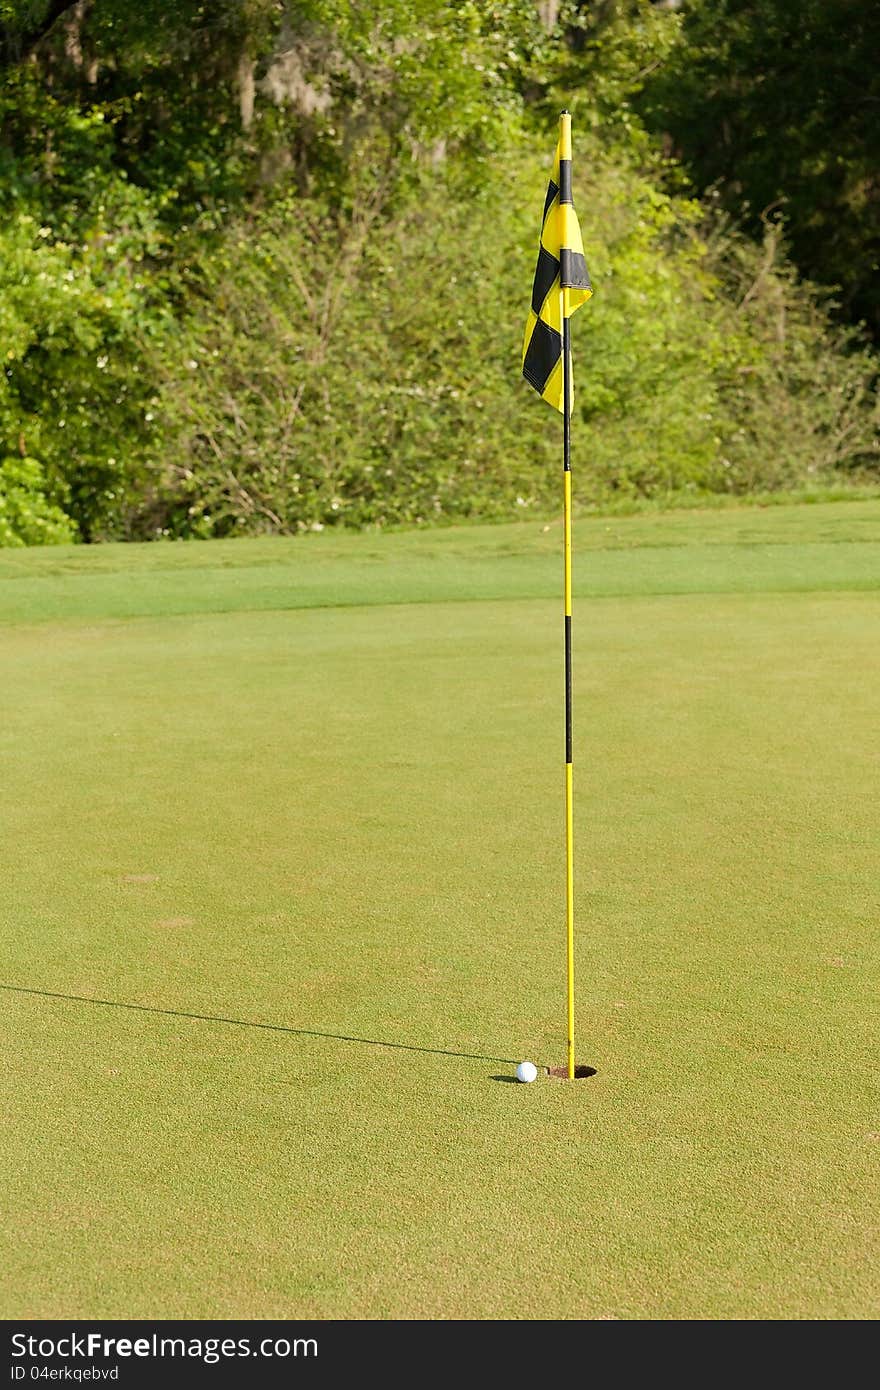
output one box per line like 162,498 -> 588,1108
1,501 -> 878,1319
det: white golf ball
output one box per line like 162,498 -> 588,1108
516,1060 -> 538,1084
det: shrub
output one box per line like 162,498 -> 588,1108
0,205 -> 164,542
0,456 -> 76,547
149,147 -> 878,536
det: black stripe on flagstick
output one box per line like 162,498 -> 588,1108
564,615 -> 572,764
542,178 -> 559,224
559,249 -> 591,291
559,158 -> 572,205
531,245 -> 560,315
522,316 -> 562,394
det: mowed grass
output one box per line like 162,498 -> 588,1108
1,500 -> 878,1320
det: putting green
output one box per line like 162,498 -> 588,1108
1,501 -> 878,1319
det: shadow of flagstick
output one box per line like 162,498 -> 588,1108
0,982 -> 517,1065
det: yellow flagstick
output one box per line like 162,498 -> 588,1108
522,108 -> 592,1078
559,112 -> 575,1081
561,298 -> 575,1081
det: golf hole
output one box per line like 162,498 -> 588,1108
547,1064 -> 596,1080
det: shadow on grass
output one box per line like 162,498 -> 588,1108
0,982 -> 516,1065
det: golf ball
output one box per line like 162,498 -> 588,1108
516,1060 -> 538,1084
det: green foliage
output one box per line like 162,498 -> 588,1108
522,0 -> 682,155
0,208 -> 163,540
0,454 -> 76,546
580,182 -> 879,497
149,147 -> 878,537
639,0 -> 880,335
0,0 -> 876,543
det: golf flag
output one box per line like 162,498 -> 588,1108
521,115 -> 592,412
522,113 -> 593,1081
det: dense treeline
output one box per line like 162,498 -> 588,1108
0,0 -> 877,544
639,0 -> 880,337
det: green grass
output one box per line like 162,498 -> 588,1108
1,499 -> 878,1319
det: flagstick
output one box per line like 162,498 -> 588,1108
561,290 -> 575,1081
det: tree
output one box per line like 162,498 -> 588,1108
640,0 -> 880,335
0,1 -> 79,70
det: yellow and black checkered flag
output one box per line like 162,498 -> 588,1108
522,112 -> 592,412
